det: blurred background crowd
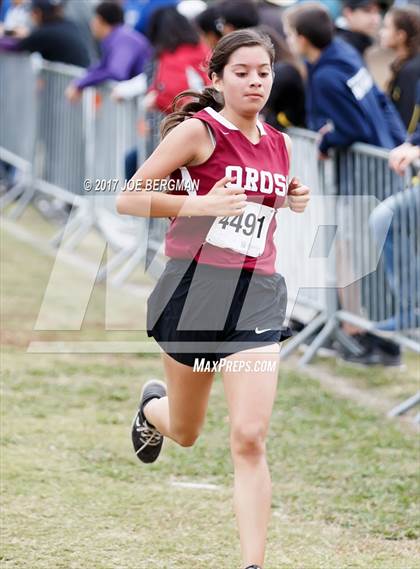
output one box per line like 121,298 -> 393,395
0,0 -> 419,368
0,0 -> 418,135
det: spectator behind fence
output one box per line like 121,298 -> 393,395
0,0 -> 90,67
216,0 -> 260,35
144,5 -> 210,114
335,0 -> 382,58
195,3 -> 223,49
177,0 -> 207,21
285,2 -> 405,156
63,0 -> 100,63
370,83 -> 420,331
65,1 -> 152,103
255,24 -> 306,129
380,5 -> 420,131
0,0 -> 31,37
257,0 -> 295,39
123,4 -> 211,181
285,2 -> 406,365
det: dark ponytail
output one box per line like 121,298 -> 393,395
160,29 -> 275,139
161,87 -> 224,139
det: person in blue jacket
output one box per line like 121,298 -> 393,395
285,2 -> 406,155
285,2 -> 407,366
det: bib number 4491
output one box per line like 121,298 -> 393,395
205,202 -> 276,258
218,212 -> 265,238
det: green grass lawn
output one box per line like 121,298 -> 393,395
1,210 -> 419,569
312,350 -> 419,409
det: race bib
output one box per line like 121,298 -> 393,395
205,202 -> 275,258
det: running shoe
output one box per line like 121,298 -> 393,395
131,379 -> 167,463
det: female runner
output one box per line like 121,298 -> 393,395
117,29 -> 310,569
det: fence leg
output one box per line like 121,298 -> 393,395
0,181 -> 26,211
388,392 -> 420,418
96,244 -> 136,282
299,316 -> 338,366
8,185 -> 35,219
144,245 -> 166,281
280,311 -> 328,360
335,327 -> 365,356
49,205 -> 87,248
111,245 -> 148,286
64,217 -> 95,251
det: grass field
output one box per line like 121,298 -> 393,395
1,207 -> 419,569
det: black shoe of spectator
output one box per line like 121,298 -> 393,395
338,332 -> 401,367
365,332 -> 401,356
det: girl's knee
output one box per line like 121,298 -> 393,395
172,427 -> 200,448
230,423 -> 267,458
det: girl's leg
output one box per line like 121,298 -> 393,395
222,344 -> 280,569
144,353 -> 215,447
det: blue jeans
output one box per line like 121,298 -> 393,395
369,186 -> 420,322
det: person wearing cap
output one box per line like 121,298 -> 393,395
216,0 -> 260,35
65,1 -> 152,103
195,3 -> 223,49
0,0 -> 90,67
259,1 -> 343,41
335,0 -> 383,58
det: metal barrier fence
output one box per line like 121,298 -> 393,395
0,54 -> 418,418
94,107 -> 168,284
0,53 -> 38,215
337,144 -> 419,342
282,131 -> 419,355
275,128 -> 333,337
0,54 -> 166,280
36,60 -> 87,197
0,53 -> 37,168
281,131 -> 419,418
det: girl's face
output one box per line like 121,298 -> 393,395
380,13 -> 400,49
213,46 -> 273,115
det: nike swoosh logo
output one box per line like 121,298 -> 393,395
255,327 -> 271,334
221,131 -> 230,135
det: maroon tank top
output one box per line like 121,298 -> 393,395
164,107 -> 290,275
